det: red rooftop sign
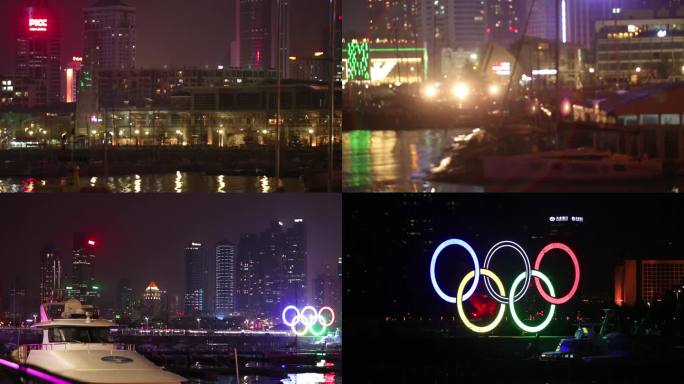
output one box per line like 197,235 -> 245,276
29,18 -> 48,32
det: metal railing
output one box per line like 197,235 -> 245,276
15,343 -> 136,364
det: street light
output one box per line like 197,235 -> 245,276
452,83 -> 470,100
487,84 -> 500,96
635,66 -> 642,73
423,84 -> 438,99
144,316 -> 149,328
196,318 -> 201,330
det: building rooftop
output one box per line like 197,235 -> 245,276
599,83 -> 684,115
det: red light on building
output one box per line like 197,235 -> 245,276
29,18 -> 48,32
485,28 -> 492,33
87,240 -> 96,246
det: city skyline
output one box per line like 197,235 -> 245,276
0,0 -> 333,75
0,194 -> 340,313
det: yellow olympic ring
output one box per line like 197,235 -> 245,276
456,268 -> 507,333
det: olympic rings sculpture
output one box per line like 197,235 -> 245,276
430,239 -> 580,333
282,305 -> 335,336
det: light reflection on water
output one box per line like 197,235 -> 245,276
343,129 -> 483,192
195,373 -> 338,384
343,129 -> 684,192
0,173 -> 305,193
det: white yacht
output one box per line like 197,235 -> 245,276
483,149 -> 663,182
13,299 -> 187,384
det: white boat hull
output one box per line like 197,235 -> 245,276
27,348 -> 185,384
483,155 -> 663,182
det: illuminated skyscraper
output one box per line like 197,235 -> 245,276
15,0 -> 61,107
39,245 -> 62,304
260,221 -> 286,315
142,281 -> 163,319
215,241 -> 236,318
67,233 -> 100,305
233,0 -> 289,71
63,57 -> 82,103
485,0 -> 526,46
83,0 -> 136,70
415,0 -> 485,74
236,234 -> 261,316
283,219 -> 307,306
528,0 -> 595,49
184,242 -> 207,315
369,0 -> 419,44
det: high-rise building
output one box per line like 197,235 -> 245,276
39,245 -> 62,304
142,281 -> 163,319
415,0 -> 485,75
8,277 -> 27,325
83,0 -> 136,71
369,0 -> 419,44
233,0 -> 289,71
236,233 -> 261,316
115,278 -> 137,320
283,219 -> 307,306
259,221 -> 286,315
313,271 -> 341,316
184,242 -> 207,315
63,56 -> 83,103
235,220 -> 308,318
528,0 -> 596,49
67,233 -> 100,305
485,0 -> 526,46
215,241 -> 236,318
615,259 -> 684,306
15,0 -> 61,107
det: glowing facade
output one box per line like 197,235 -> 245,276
215,241 -> 236,318
430,238 -> 581,333
15,3 -> 61,107
184,242 -> 207,315
615,259 -> 684,307
343,40 -> 428,84
67,233 -> 100,305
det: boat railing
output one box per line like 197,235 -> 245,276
15,343 -> 136,364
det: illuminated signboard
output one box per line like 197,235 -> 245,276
492,62 -> 511,76
72,56 -> 83,62
549,215 -> 583,223
429,239 -> 580,333
282,305 -> 335,336
346,40 -> 370,81
29,18 -> 48,32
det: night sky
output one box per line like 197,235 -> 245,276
0,194 -> 341,309
0,0 -> 333,75
344,194 -> 684,318
342,0 -> 366,37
